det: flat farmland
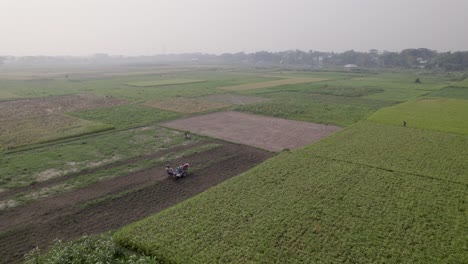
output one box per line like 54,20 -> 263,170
127,79 -> 206,87
0,140 -> 273,263
220,77 -> 328,91
0,94 -> 125,149
143,98 -> 228,113
161,111 -> 341,152
201,94 -> 270,105
368,98 -> 468,135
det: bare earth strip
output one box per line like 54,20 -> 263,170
220,77 -> 328,91
143,98 -> 229,114
161,111 -> 341,152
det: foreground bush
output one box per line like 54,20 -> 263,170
24,233 -> 160,264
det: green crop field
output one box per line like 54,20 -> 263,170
69,104 -> 181,129
3,67 -> 467,263
114,146 -> 466,263
308,121 -> 468,184
235,92 -> 395,126
368,98 -> 468,135
0,126 -> 190,190
127,79 -> 206,87
0,115 -> 113,150
454,78 -> 468,87
426,86 -> 468,99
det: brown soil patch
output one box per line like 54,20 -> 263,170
220,77 -> 328,91
0,141 -> 272,264
143,98 -> 228,114
162,111 -> 341,152
201,94 -> 270,105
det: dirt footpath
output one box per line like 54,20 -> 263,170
162,111 -> 341,152
0,141 -> 272,264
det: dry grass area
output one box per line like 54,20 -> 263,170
220,77 -> 328,91
0,115 -> 112,149
143,98 -> 229,114
0,94 -> 123,149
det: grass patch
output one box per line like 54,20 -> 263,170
24,232 -> 160,264
143,98 -> 229,114
114,150 -> 466,263
308,121 -> 468,184
0,126 -> 191,190
368,98 -> 468,135
220,77 -> 328,91
69,104 -> 181,129
364,88 -> 431,101
235,93 -> 394,126
0,114 -> 113,150
127,79 -> 206,87
7,143 -> 221,208
426,86 -> 468,99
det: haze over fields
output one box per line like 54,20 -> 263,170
1,0 -> 468,56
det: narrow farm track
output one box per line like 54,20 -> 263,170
0,142 -> 272,264
0,140 -> 208,201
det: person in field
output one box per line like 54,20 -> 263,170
165,165 -> 174,176
403,120 -> 407,127
185,132 -> 191,139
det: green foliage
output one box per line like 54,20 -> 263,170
308,121 -> 468,184
235,98 -> 376,126
127,79 -> 206,87
368,98 -> 468,135
69,105 -> 181,129
0,126 -> 189,190
310,85 -> 383,97
235,93 -> 394,126
24,233 -> 160,264
427,86 -> 468,99
114,145 -> 466,263
364,88 -> 430,101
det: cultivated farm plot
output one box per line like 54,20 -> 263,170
308,121 -> 468,184
368,98 -> 468,135
161,111 -> 341,152
69,104 -> 181,129
114,152 -> 467,264
143,98 -> 228,114
426,86 -> 468,99
126,79 -> 206,87
220,77 -> 328,91
0,94 -> 125,149
0,141 -> 273,263
0,115 -> 112,150
201,94 -> 270,105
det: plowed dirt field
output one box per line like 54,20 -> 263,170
0,141 -> 272,264
162,111 -> 341,152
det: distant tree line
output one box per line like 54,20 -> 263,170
217,48 -> 468,71
2,48 -> 468,71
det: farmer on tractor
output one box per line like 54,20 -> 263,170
166,163 -> 190,178
165,165 -> 174,177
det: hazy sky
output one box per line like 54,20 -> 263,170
1,0 -> 467,56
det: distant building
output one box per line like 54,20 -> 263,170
344,64 -> 359,71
